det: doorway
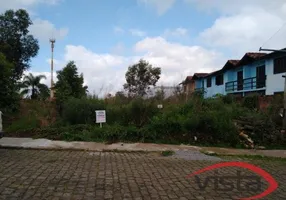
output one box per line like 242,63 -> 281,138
237,71 -> 243,91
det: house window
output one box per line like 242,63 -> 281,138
274,56 -> 286,74
215,74 -> 224,85
207,77 -> 212,88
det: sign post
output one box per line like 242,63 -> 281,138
0,111 -> 3,138
95,110 -> 106,128
0,111 -> 3,132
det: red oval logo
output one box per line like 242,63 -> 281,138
186,161 -> 278,200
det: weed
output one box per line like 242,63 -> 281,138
161,150 -> 175,157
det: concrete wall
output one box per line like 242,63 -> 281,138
243,60 -> 265,79
265,59 -> 284,95
203,75 -> 226,98
195,80 -> 202,89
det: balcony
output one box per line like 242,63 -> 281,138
194,88 -> 205,92
225,76 -> 266,93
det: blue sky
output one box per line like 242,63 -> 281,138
2,0 -> 286,95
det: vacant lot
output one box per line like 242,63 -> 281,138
0,149 -> 285,200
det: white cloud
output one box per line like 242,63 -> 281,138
163,28 -> 188,37
113,26 -> 125,34
30,37 -> 223,97
138,0 -> 176,15
46,58 -> 64,71
29,18 -> 68,42
189,0 -> 286,55
134,37 -> 223,86
200,9 -> 286,55
129,29 -> 146,37
24,71 -> 56,89
185,0 -> 285,15
0,1 -> 67,42
63,45 -> 129,96
0,0 -> 61,11
111,42 -> 125,55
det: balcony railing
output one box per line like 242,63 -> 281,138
195,88 -> 205,92
225,76 -> 266,93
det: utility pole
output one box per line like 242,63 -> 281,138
50,38 -> 56,100
259,47 -> 286,132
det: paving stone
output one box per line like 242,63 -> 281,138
0,149 -> 284,199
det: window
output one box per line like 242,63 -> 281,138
207,77 -> 212,88
274,56 -> 286,74
215,74 -> 224,85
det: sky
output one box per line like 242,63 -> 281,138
1,0 -> 286,96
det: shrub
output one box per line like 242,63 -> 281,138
267,95 -> 283,127
126,98 -> 159,127
221,95 -> 234,104
5,115 -> 41,132
242,95 -> 259,110
62,97 -> 105,125
7,93 -> 284,148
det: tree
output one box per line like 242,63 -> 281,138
123,59 -> 161,97
0,9 -> 39,80
0,53 -> 19,111
21,73 -> 49,100
154,86 -> 165,101
54,61 -> 88,103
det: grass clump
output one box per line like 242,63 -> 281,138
161,150 -> 175,157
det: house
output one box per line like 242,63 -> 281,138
179,76 -> 195,95
181,48 -> 286,98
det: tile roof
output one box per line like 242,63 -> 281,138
228,60 -> 240,65
179,48 -> 285,83
237,52 -> 267,66
179,76 -> 194,85
193,73 -> 209,77
186,76 -> 193,81
245,52 -> 267,59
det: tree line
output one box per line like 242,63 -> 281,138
0,9 -> 161,113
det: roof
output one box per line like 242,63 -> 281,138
237,52 -> 266,66
179,76 -> 194,85
186,76 -> 193,81
192,73 -> 209,80
228,60 -> 240,65
204,70 -> 222,78
179,47 -> 286,83
221,59 -> 240,71
262,48 -> 286,59
246,52 -> 267,59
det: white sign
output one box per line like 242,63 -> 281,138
157,104 -> 163,109
95,110 -> 106,123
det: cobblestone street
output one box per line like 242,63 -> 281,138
0,149 -> 285,200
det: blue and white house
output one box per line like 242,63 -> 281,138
193,50 -> 286,98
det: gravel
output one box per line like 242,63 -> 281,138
172,150 -> 222,161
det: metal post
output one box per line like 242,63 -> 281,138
0,111 -> 2,133
100,123 -> 102,128
233,82 -> 234,92
50,38 -> 56,100
283,74 -> 286,131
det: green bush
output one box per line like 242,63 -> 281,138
221,95 -> 234,104
7,93 -> 284,148
267,95 -> 283,127
62,97 -> 105,125
242,95 -> 259,110
62,97 -> 159,127
125,98 -> 159,127
5,115 -> 41,132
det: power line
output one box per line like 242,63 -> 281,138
261,21 -> 286,48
